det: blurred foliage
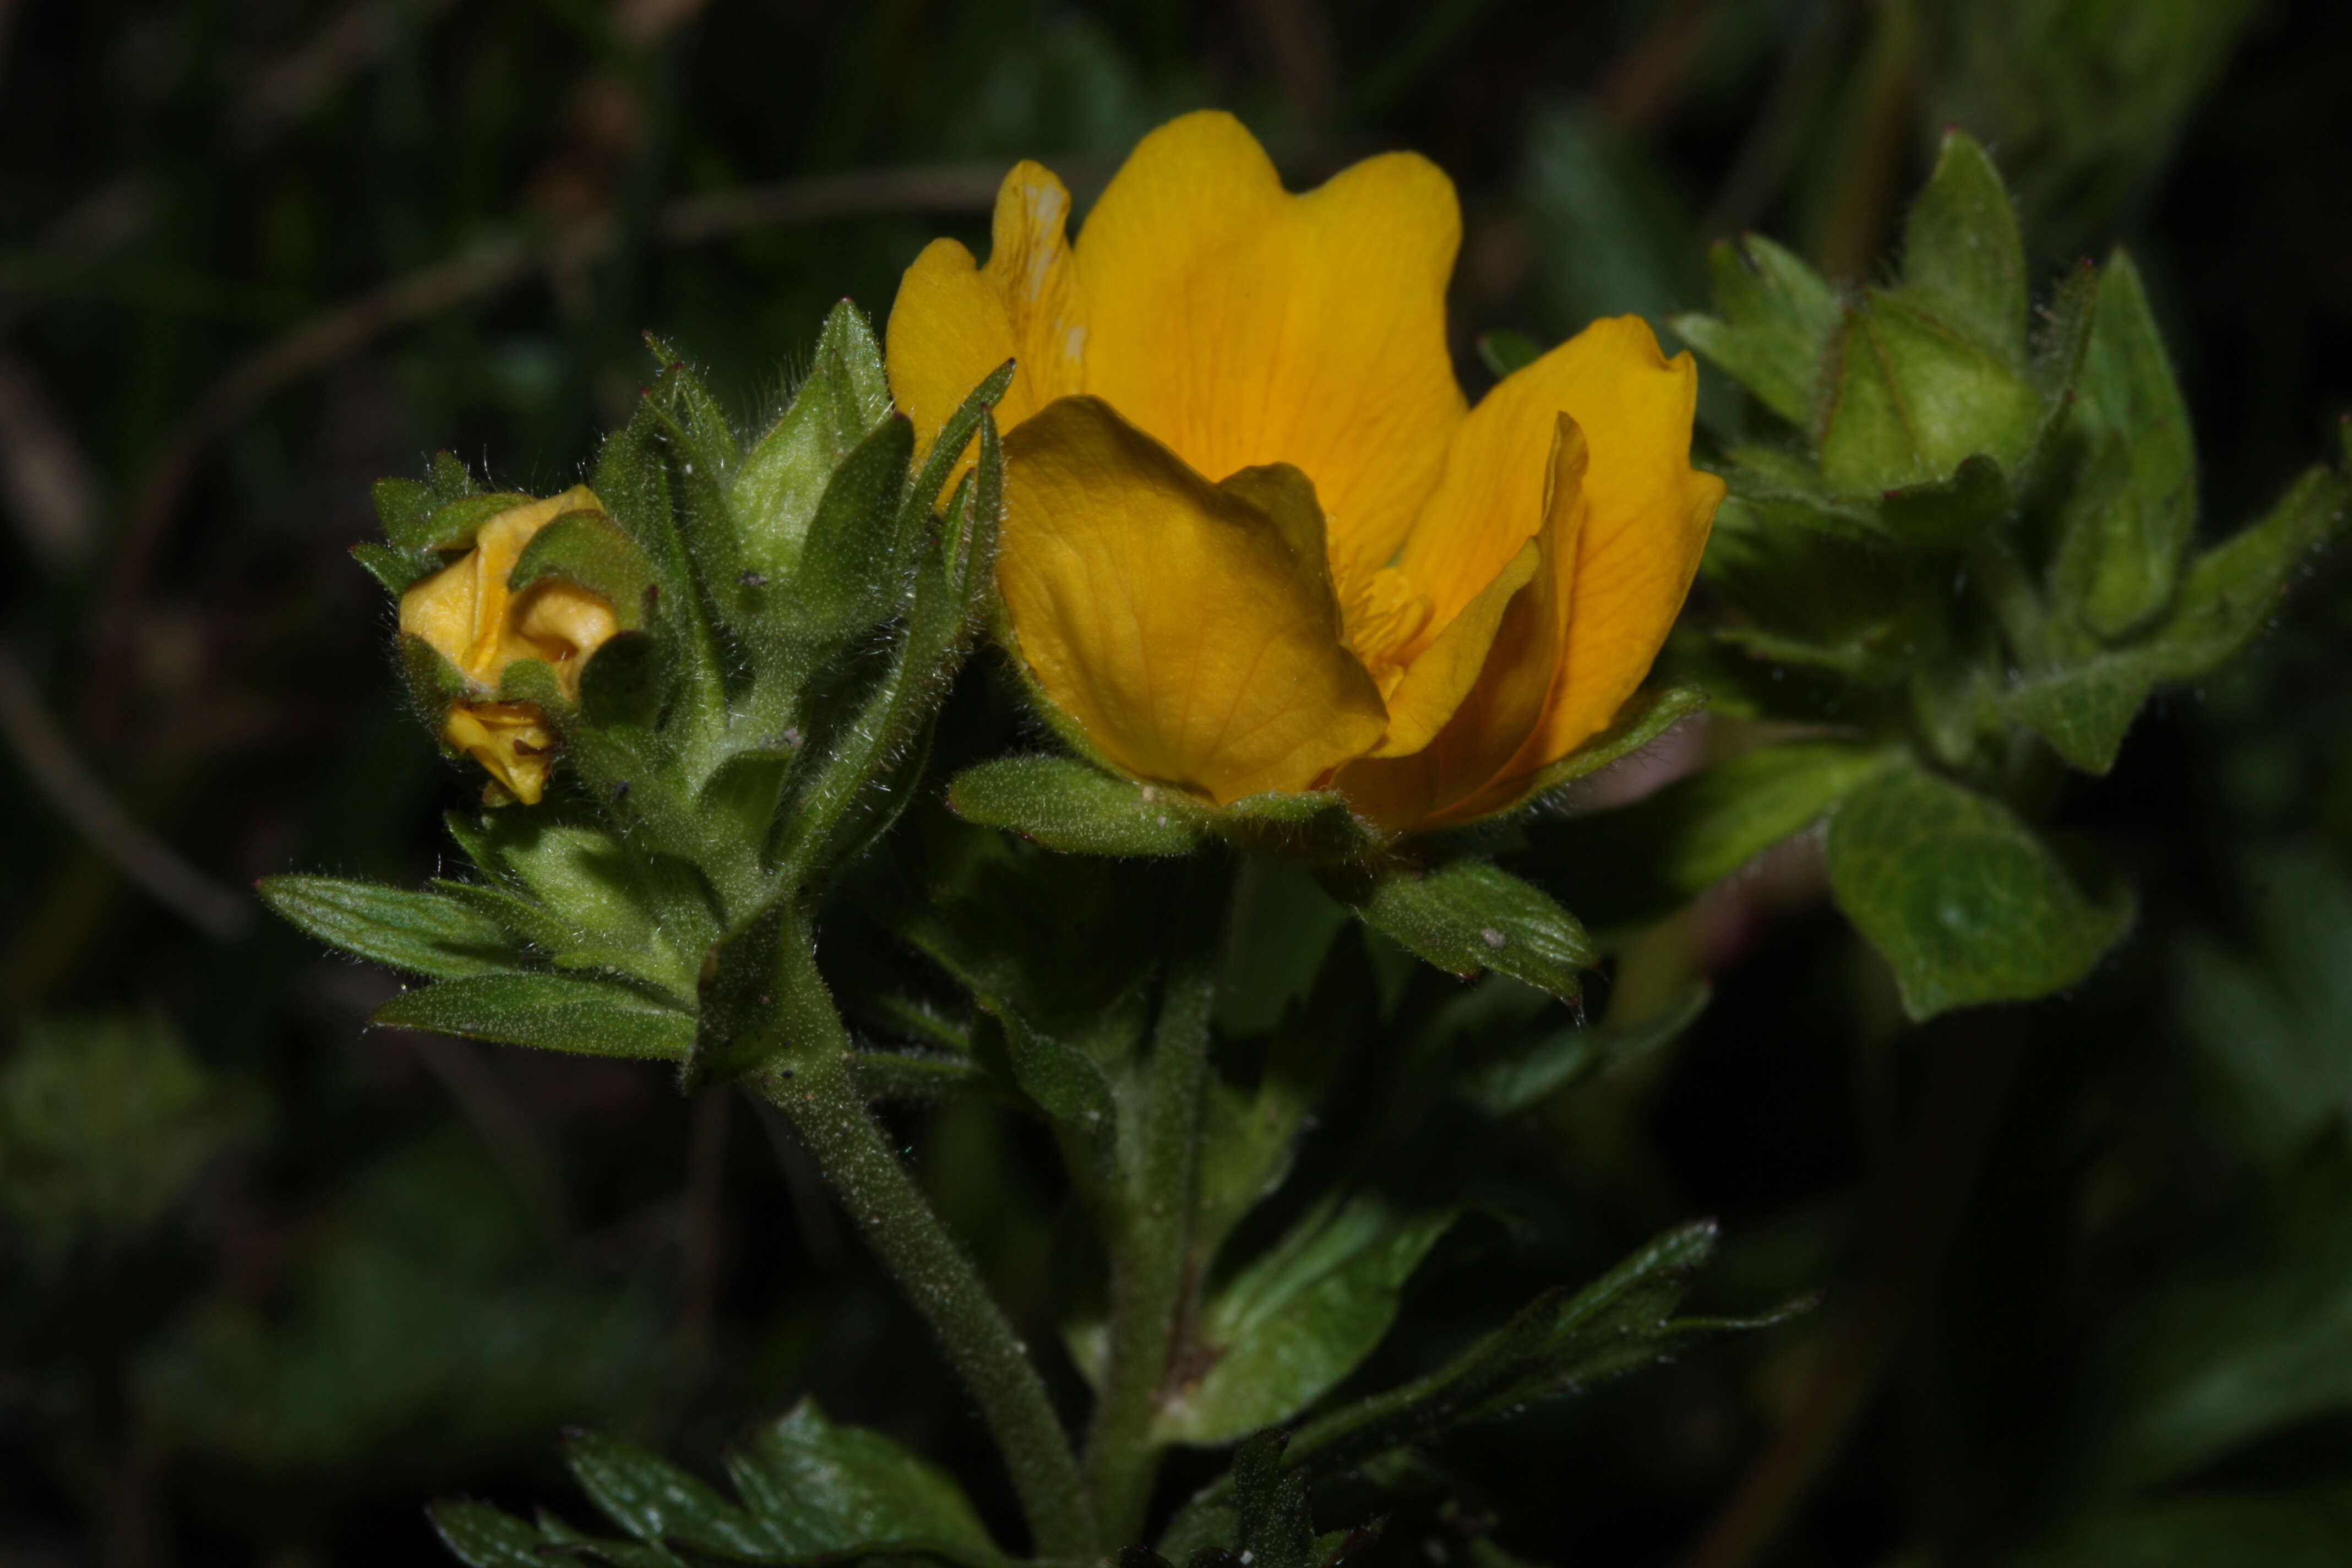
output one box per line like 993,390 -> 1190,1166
4,1 -> 2352,1566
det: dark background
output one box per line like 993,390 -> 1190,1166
4,2 -> 2352,1565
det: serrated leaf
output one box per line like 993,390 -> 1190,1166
1825,764 -> 2132,1019
1454,983 -> 1710,1117
372,973 -> 694,1061
1507,685 -> 1708,802
725,1400 -> 1001,1562
948,755 -> 1204,857
1901,130 -> 2028,364
564,1429 -> 782,1557
259,875 -> 525,978
972,1006 -> 1115,1148
1672,234 -> 1843,428
429,1500 -> 549,1568
1231,1433 -> 1314,1568
1276,1222 -> 1773,1477
1157,1199 -> 1458,1446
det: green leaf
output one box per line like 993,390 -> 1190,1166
445,815 -> 711,1000
1477,330 -> 1543,379
1454,983 -> 1710,1118
725,1400 -> 1003,1562
564,1429 -> 782,1558
1231,1432 -> 1315,1568
1671,234 -> 1843,428
259,875 -> 525,978
2003,658 -> 2156,776
372,973 -> 695,1061
2050,250 -> 2198,639
1817,290 -> 2043,498
948,755 -> 1204,857
1899,130 -> 2027,364
429,1501 -> 547,1568
733,301 -> 893,582
1825,764 -> 2132,1019
350,541 -> 443,596
2175,847 -> 2352,1163
1278,1222 -> 1773,1477
1157,1199 -> 1457,1446
1345,859 -> 1593,1001
2077,1155 -> 2352,1496
509,508 -> 659,630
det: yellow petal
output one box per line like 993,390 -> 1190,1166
1075,110 -> 1466,579
1499,318 -> 1723,780
1335,501 -> 1565,834
999,396 -> 1387,806
1363,539 -> 1540,760
398,486 -> 602,687
885,162 -> 1085,459
444,703 -> 559,805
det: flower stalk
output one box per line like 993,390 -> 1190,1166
752,909 -> 1097,1562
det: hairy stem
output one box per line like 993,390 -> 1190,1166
755,918 -> 1096,1562
1082,856 -> 1227,1546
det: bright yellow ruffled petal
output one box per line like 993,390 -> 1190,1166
1075,110 -> 1466,580
1498,318 -> 1724,780
444,703 -> 559,805
999,396 -> 1387,806
885,163 -> 1085,460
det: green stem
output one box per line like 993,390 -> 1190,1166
753,918 -> 1096,1562
1082,856 -> 1227,1546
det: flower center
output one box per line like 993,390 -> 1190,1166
1337,564 -> 1435,700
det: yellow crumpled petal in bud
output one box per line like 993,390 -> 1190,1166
397,486 -> 619,804
886,111 -> 1725,831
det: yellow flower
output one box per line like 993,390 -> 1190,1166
398,486 -> 619,804
887,111 -> 1723,832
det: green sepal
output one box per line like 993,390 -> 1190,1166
1900,129 -> 2028,365
1825,763 -> 2133,1019
1817,288 -> 2041,497
1339,858 -> 1594,1000
350,541 -> 443,596
791,413 -> 919,639
258,874 -> 526,978
578,631 -> 668,729
388,490 -> 539,553
1476,329 -> 1545,380
948,755 -> 1205,857
733,300 -> 894,583
1671,233 -> 1842,428
371,454 -> 477,542
1498,684 -> 1708,805
510,507 -> 659,630
1155,1197 -> 1460,1446
2050,249 -> 2198,640
395,631 -> 472,727
371,973 -> 696,1061
495,657 -> 573,726
903,360 -> 1016,530
643,333 -> 740,484
1877,452 -> 2013,548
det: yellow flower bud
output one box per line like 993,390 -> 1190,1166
886,112 -> 1724,834
397,486 -> 619,804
